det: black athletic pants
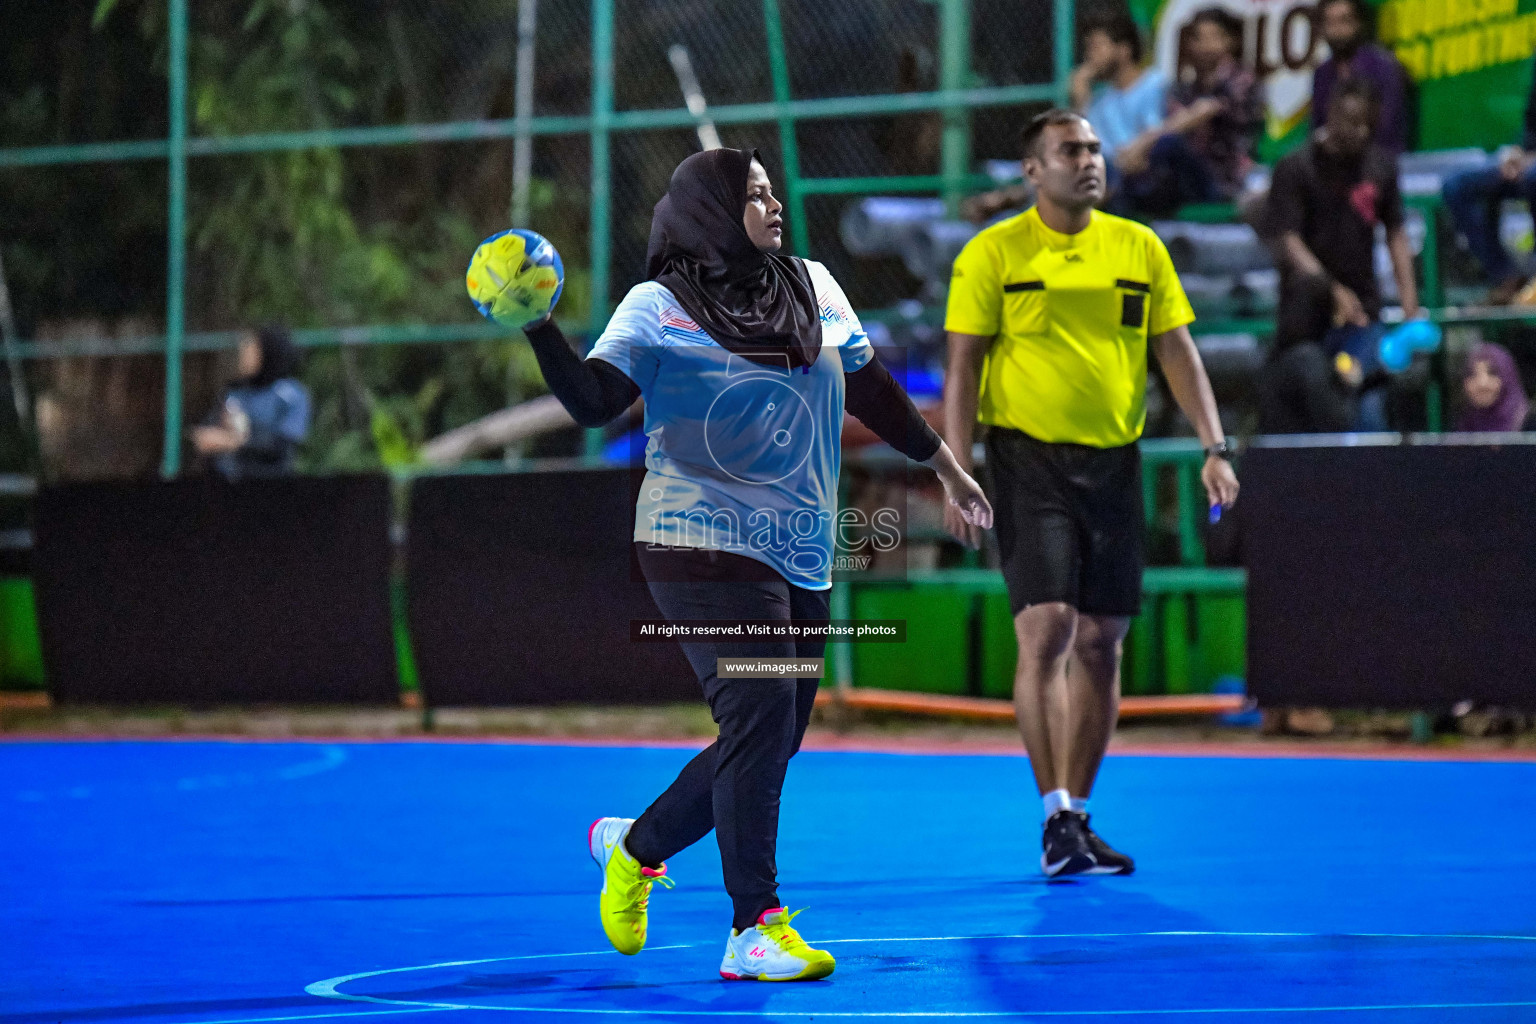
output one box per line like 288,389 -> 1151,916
623,543 -> 830,932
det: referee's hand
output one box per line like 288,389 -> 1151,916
1202,455 -> 1240,513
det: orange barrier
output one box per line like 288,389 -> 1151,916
815,687 -> 1244,721
0,691 -> 51,711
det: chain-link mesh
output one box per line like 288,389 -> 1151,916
2,0 -> 1070,477
0,5 -> 168,146
780,1 -> 936,100
614,0 -> 772,111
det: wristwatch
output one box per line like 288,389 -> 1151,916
1204,440 -> 1234,461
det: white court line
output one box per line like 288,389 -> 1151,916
304,947 -> 694,999
12,745 -> 349,802
157,1008 -> 455,1024
300,932 -> 1536,1019
821,930 -> 1536,945
277,745 -> 349,780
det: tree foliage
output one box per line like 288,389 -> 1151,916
2,0 -> 592,474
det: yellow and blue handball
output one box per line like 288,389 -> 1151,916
466,228 -> 564,329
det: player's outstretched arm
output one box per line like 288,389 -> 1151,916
1150,325 -> 1238,510
524,319 -> 641,428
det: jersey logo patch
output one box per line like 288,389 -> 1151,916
660,308 -> 701,332
818,296 -> 852,327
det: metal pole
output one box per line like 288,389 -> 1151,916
761,0 -> 809,257
667,45 -> 722,151
1054,0 -> 1076,106
831,579 -> 853,702
511,0 -> 538,226
161,0 -> 188,478
0,82 -> 1065,169
939,0 -> 972,219
0,247 -> 32,428
586,0 -> 614,458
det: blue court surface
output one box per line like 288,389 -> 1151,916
6,738 -> 1536,1023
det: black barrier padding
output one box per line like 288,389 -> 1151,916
406,469 -> 696,706
1245,444 -> 1536,710
34,475 -> 399,704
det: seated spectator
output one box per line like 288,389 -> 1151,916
1110,7 -> 1262,217
1258,79 -> 1420,434
1456,342 -> 1535,432
1070,14 -> 1169,175
1443,60 -> 1536,304
194,325 -> 311,479
1311,0 -> 1411,157
966,12 -> 1170,225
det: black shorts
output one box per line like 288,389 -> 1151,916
984,426 -> 1144,617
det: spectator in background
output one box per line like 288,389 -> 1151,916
966,13 -> 1167,225
1069,13 -> 1169,175
1442,64 -> 1536,304
193,325 -> 311,479
1111,7 -> 1262,216
1457,342 -> 1535,432
1258,78 -> 1419,433
1311,0 -> 1411,157
880,47 -> 942,177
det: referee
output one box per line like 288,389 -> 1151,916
943,109 -> 1238,877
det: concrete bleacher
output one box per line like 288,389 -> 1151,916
840,147 -> 1536,443
842,148 -> 1534,403
845,148 -> 1509,320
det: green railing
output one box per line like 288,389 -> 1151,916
0,0 -> 1076,476
826,437 -> 1242,696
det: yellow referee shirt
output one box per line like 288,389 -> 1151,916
944,206 -> 1194,448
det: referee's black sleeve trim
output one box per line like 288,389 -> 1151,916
844,354 -> 943,463
1115,279 -> 1151,293
1002,280 -> 1045,293
524,319 -> 641,428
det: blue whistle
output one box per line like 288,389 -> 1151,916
1208,504 -> 1223,525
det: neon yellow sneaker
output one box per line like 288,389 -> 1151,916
719,907 -> 835,981
588,817 -> 672,955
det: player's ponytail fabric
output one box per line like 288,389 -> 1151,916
646,147 -> 823,370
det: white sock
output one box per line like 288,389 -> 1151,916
1042,788 -> 1072,820
1069,796 -> 1089,814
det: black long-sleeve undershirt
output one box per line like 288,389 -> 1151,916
524,318 -> 640,427
844,354 -> 944,463
526,318 -> 942,463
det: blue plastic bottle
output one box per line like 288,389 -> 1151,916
1377,319 -> 1442,373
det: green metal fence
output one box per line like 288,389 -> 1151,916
0,0 -> 1074,477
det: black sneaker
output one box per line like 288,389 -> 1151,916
1079,813 -> 1135,875
1040,810 -> 1096,877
